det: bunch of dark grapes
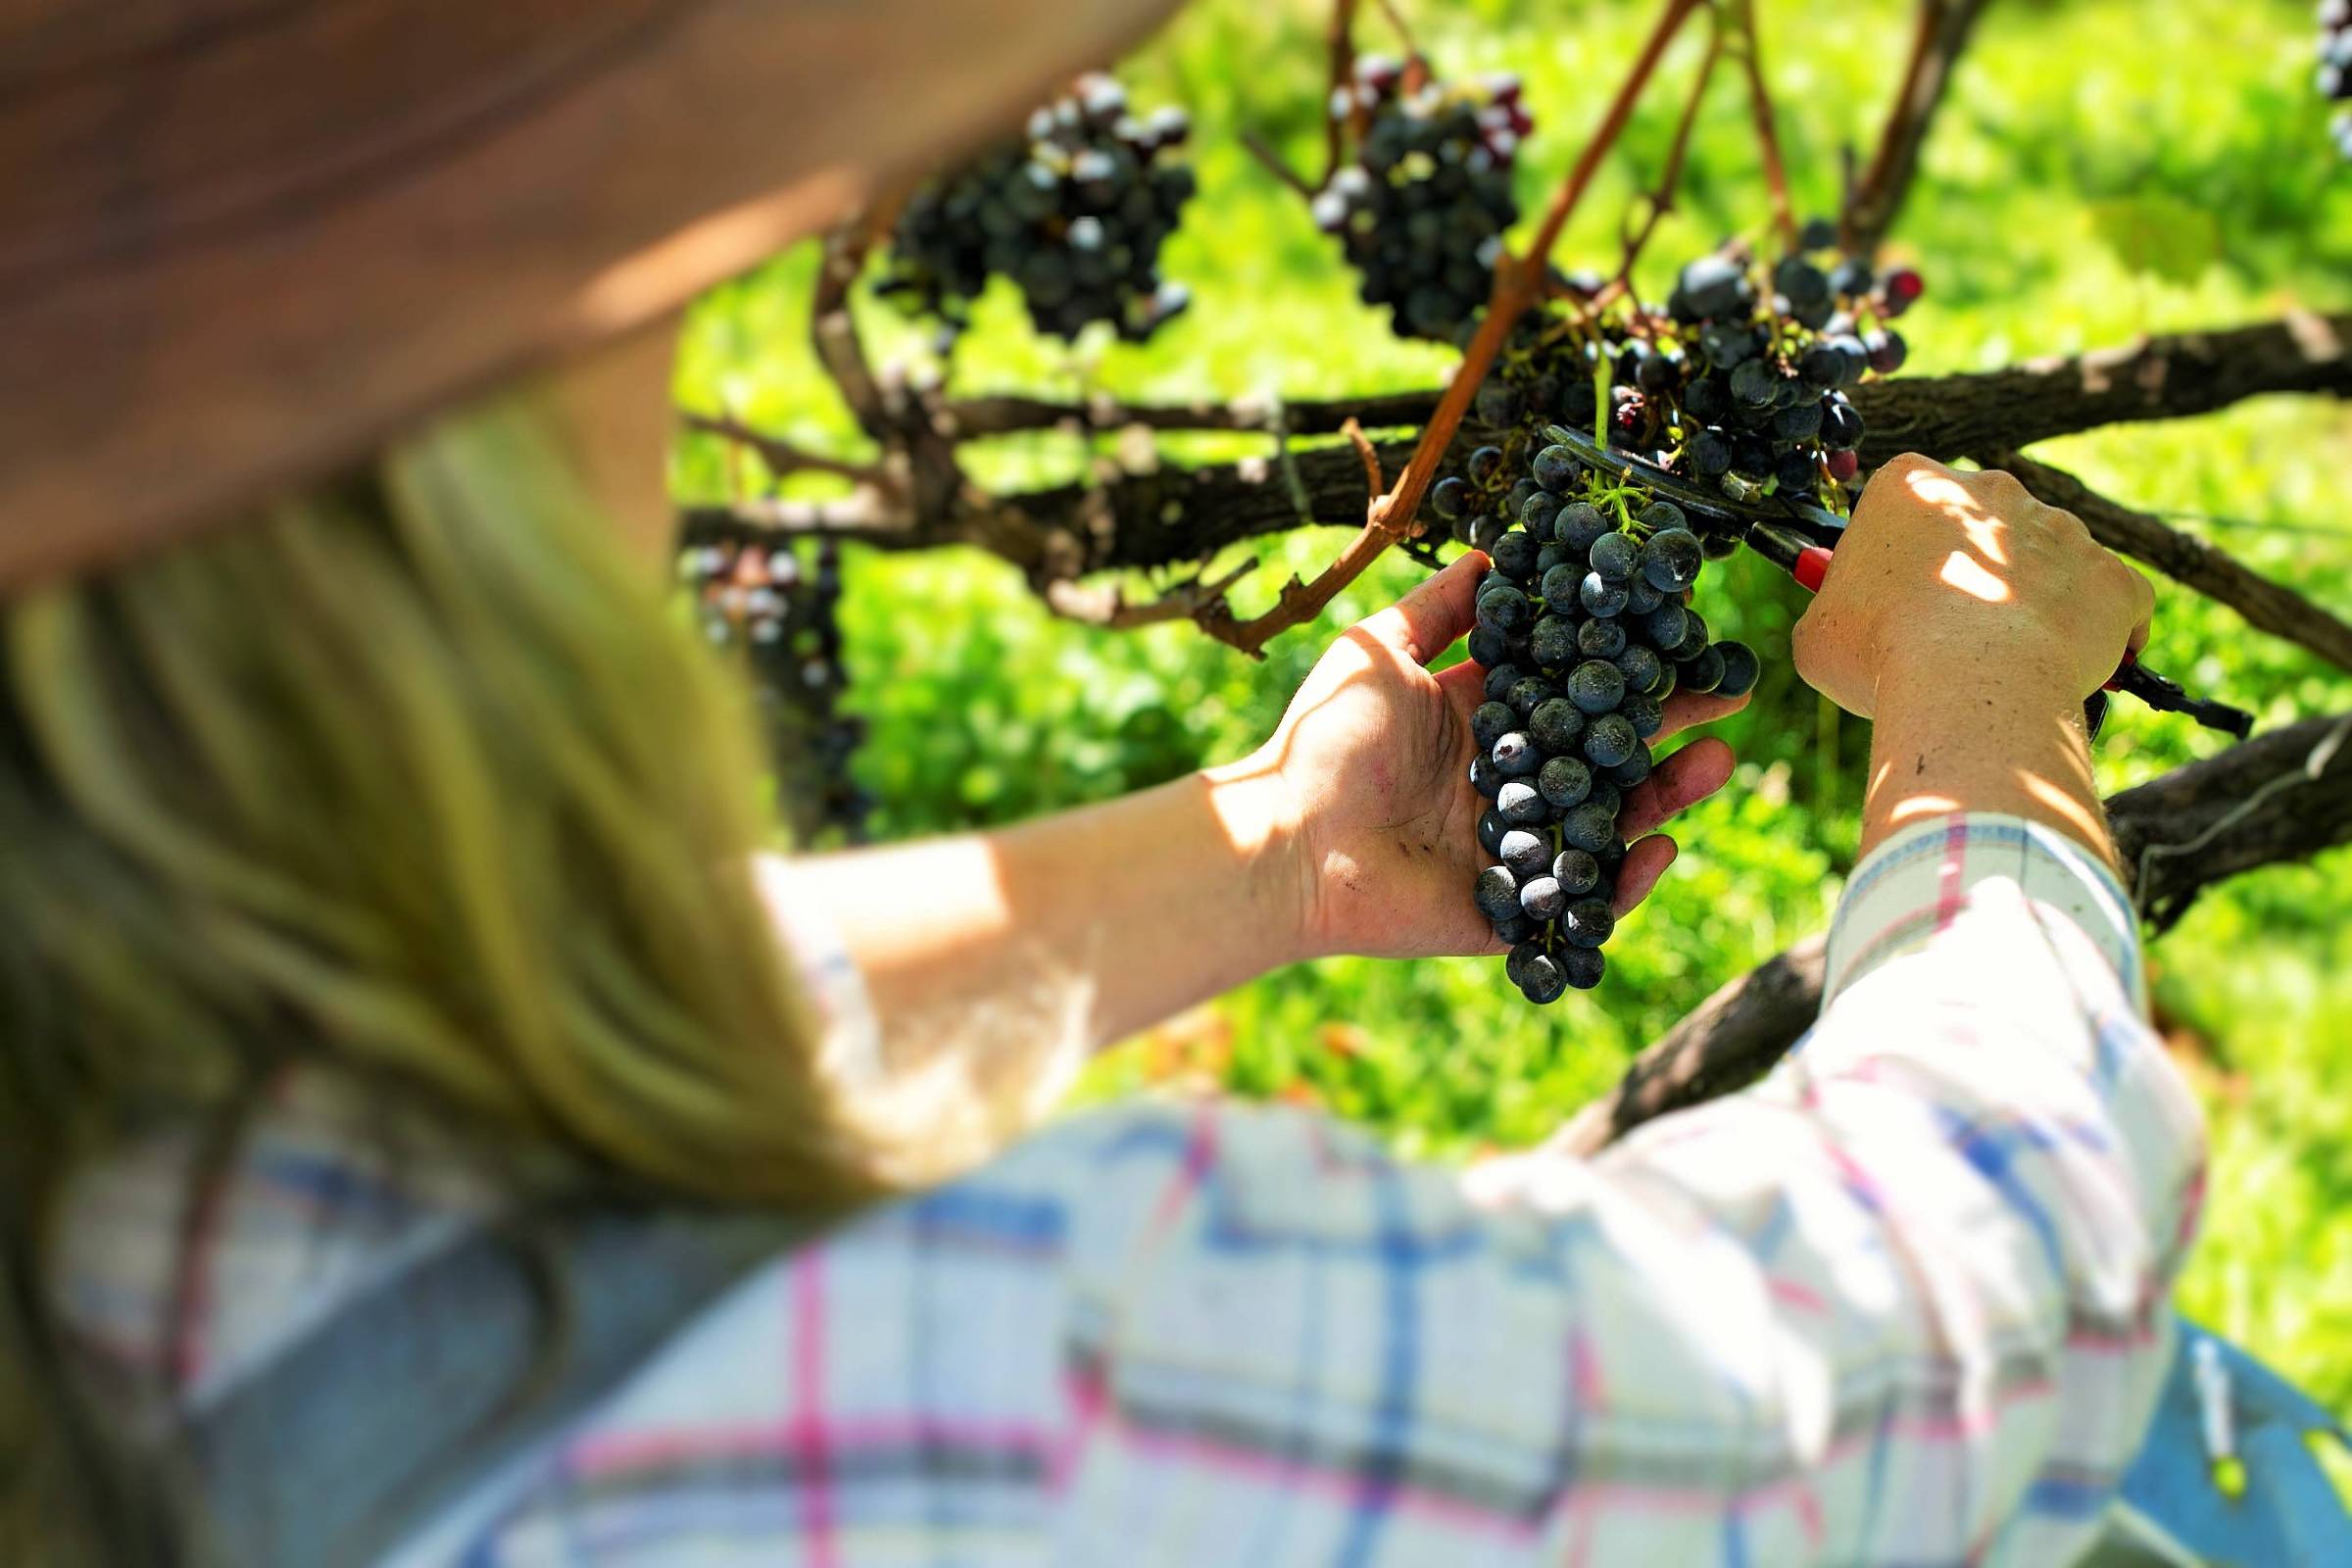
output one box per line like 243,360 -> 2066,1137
685,535 -> 871,844
877,74 -> 1196,344
1455,222 -> 1920,529
1311,56 -> 1528,342
2323,0 -> 2352,157
1440,436 -> 1757,1001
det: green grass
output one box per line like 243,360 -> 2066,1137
676,0 -> 2352,1411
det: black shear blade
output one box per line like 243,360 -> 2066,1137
1541,423 -> 1849,546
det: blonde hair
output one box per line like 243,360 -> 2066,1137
0,391 -> 881,1560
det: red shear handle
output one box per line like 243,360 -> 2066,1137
1793,545 -> 1833,594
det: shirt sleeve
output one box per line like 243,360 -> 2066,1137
1044,810 -> 2206,1565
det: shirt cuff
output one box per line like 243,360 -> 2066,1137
1824,812 -> 2145,1012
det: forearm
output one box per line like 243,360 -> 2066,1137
1863,641 -> 2115,868
772,753 -> 1303,1114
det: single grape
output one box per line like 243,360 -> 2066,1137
1583,711 -> 1638,768
1492,730 -> 1540,777
1615,643 -> 1663,692
1499,827 -> 1551,881
1638,528 -> 1703,593
1529,699 -> 1586,756
1584,780 -> 1621,821
1506,675 -> 1553,718
1467,445 -> 1505,484
1642,603 -> 1691,650
1552,848 -> 1601,896
1579,571 -> 1629,617
1469,515 -> 1509,553
1537,541 -> 1574,577
1466,626 -> 1510,667
1687,427 -> 1734,477
1712,639 -> 1760,698
1554,502 -> 1610,554
1504,939 -> 1542,988
1532,444 -> 1580,493
1430,475 -> 1470,521
1563,896 -> 1615,948
1608,743 -> 1653,788
1623,575 -> 1665,616
1476,584 -> 1530,633
1491,530 -> 1540,580
1588,530 -> 1638,582
1537,753 -> 1592,808
1578,616 -> 1628,660
1473,864 -> 1522,920
1469,755 -> 1502,798
1667,610 -> 1710,661
1621,690 -> 1664,738
1478,808 -> 1508,856
1560,801 -> 1616,853
1471,700 -> 1517,750
1494,913 -> 1534,946
1679,642 -> 1726,694
1541,563 -> 1583,613
1498,780 -> 1547,826
1864,328 -> 1907,375
1520,491 -> 1564,536
1519,951 -> 1569,1004
1483,662 -> 1525,702
1822,397 -> 1865,451
1557,944 -> 1606,990
1730,357 -> 1779,406
1529,614 -> 1580,669
1519,875 -> 1567,921
1567,659 -> 1627,713
1676,254 -> 1747,318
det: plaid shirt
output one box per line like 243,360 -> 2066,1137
59,813 -> 2205,1565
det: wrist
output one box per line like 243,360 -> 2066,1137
1873,621 -> 2084,721
1200,749 -> 1315,968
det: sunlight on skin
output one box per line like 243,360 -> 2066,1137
1906,467 -> 2010,564
1938,550 -> 2011,604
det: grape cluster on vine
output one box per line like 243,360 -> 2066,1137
1461,230 -> 1919,535
2323,0 -> 2352,157
877,74 -> 1196,345
1312,56 -> 1529,342
685,536 -> 870,844
1438,440 -> 1756,1002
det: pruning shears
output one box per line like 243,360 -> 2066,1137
1542,425 -> 2255,742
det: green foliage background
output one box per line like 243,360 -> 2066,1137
676,0 -> 2352,1410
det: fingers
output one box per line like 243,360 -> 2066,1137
1611,834 -> 1678,917
1433,656 -> 1490,724
1617,736 -> 1734,841
1356,552 -> 1490,665
1654,687 -> 1750,741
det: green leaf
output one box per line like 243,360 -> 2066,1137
2087,196 -> 2222,287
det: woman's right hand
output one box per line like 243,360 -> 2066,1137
1791,453 -> 2155,721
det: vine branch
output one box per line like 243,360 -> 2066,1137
1550,710 -> 2352,1156
1840,0 -> 1993,258
1727,0 -> 1798,252
1986,452 -> 2352,675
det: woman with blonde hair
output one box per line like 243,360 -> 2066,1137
4,4 -> 2195,1565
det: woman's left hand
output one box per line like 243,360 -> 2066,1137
1251,551 -> 1748,961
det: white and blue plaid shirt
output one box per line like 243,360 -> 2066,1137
60,813 -> 2205,1564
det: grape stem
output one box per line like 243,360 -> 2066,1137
1194,0 -> 1707,657
1841,0 -> 1993,260
1614,12 -> 1727,296
1727,0 -> 1799,254
1323,0 -> 1365,185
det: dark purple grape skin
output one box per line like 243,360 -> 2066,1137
1557,945 -> 1605,990
1552,848 -> 1600,895
1529,699 -> 1586,756
1537,754 -> 1592,808
1579,571 -> 1630,618
1492,730 -> 1540,777
1473,864 -> 1522,920
1519,875 -> 1567,921
1499,828 -> 1551,881
1560,800 -> 1615,853
1583,711 -> 1638,768
1562,896 -> 1616,948
1712,639 -> 1761,698
1567,660 -> 1627,714
1519,951 -> 1569,1004
1478,808 -> 1508,856
1471,701 -> 1517,750
1497,780 -> 1547,826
